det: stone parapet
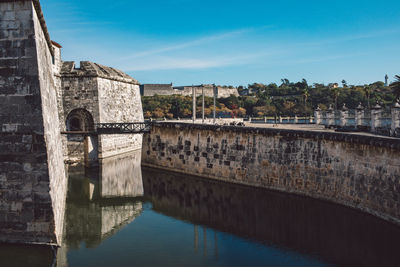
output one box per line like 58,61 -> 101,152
143,122 -> 400,226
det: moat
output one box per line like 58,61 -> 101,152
0,152 -> 399,267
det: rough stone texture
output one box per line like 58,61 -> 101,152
142,122 -> 400,225
139,83 -> 173,96
97,77 -> 143,158
60,62 -> 143,160
140,83 -> 239,98
0,0 -> 66,245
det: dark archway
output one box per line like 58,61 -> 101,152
66,109 -> 94,132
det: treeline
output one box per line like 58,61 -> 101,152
142,78 -> 400,118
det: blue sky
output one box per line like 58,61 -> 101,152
41,0 -> 400,86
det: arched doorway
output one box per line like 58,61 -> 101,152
65,109 -> 98,166
66,109 -> 94,132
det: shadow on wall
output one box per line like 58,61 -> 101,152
66,108 -> 94,132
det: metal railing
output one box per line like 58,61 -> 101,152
95,122 -> 151,134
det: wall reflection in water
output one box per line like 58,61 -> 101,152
99,151 -> 143,198
2,150 -> 400,267
142,166 -> 400,267
58,151 -> 144,267
0,244 -> 56,267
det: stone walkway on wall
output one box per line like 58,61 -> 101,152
157,120 -> 400,140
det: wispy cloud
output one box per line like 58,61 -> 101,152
273,52 -> 369,66
123,51 -> 281,71
125,27 -> 269,59
103,26 -> 280,71
298,28 -> 400,48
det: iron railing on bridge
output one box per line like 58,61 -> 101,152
95,122 -> 151,134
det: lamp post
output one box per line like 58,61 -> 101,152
213,84 -> 216,124
192,85 -> 196,123
202,86 -> 205,123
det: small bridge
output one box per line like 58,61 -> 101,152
96,122 -> 151,134
61,122 -> 151,135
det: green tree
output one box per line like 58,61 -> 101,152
302,88 -> 310,106
363,85 -> 372,109
332,87 -> 340,110
390,75 -> 400,99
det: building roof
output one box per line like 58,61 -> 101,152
61,61 -> 139,85
51,40 -> 62,48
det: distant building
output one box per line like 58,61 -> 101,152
385,74 -> 389,87
139,83 -> 173,96
140,84 -> 239,98
329,83 -> 339,89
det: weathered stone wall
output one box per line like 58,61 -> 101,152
32,2 -> 67,245
142,122 -> 400,225
60,67 -> 143,161
61,76 -> 99,124
217,87 -> 239,98
140,83 -> 173,96
141,84 -> 239,98
173,86 -> 239,98
97,78 -> 143,158
52,45 -> 68,159
0,0 -> 66,245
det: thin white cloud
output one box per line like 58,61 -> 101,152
125,27 -> 264,59
123,51 -> 280,71
298,28 -> 400,47
275,52 -> 369,66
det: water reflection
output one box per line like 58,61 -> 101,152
0,244 -> 56,267
58,151 -> 144,267
67,151 -> 143,201
142,167 -> 400,267
99,152 -> 143,198
1,150 -> 400,267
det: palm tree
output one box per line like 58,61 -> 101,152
390,75 -> 400,99
363,85 -> 371,109
332,87 -> 340,110
302,88 -> 310,106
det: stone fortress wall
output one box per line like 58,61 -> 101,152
60,62 -> 144,161
0,0 -> 67,245
97,77 -> 143,158
0,0 -> 144,245
140,83 -> 239,98
142,122 -> 400,225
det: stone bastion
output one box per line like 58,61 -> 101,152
142,122 -> 400,225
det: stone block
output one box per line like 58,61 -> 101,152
143,123 -> 400,226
